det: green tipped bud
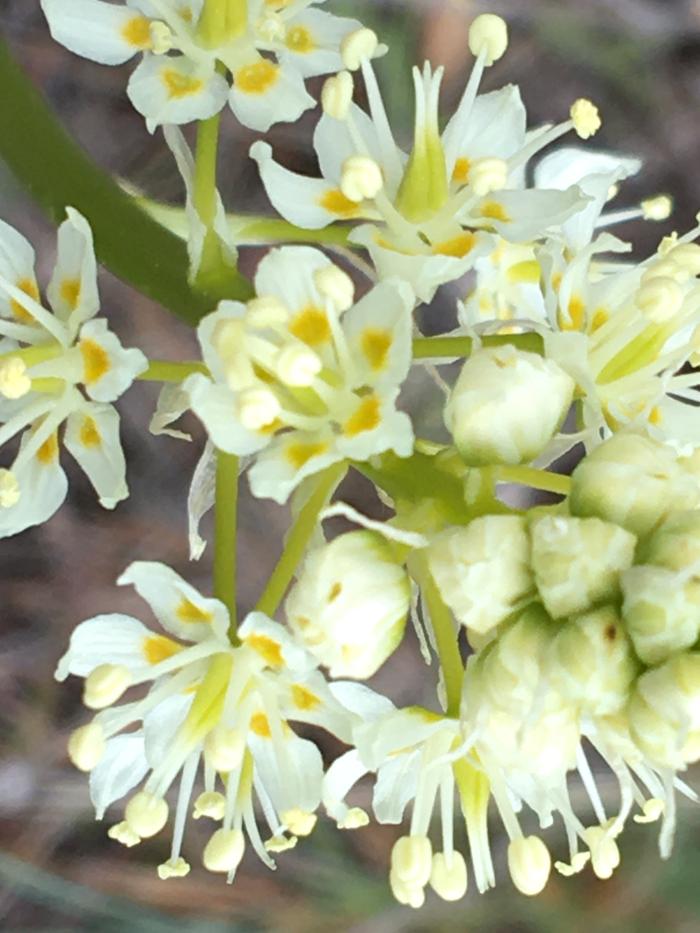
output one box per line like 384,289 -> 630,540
641,510 -> 700,570
428,516 -> 534,637
570,434 -> 700,537
621,565 -> 700,665
530,515 -> 636,620
628,652 -> 700,768
444,346 -> 574,467
285,531 -> 410,679
548,607 -> 637,716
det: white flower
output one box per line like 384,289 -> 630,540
444,344 -> 574,466
41,0 -> 362,131
0,209 -> 147,537
285,529 -> 411,679
183,246 -> 415,503
58,561 -> 356,881
252,16 -> 594,302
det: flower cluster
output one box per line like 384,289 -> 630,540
17,0 -> 700,912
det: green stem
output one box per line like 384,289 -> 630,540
412,332 -> 544,360
255,462 -> 347,617
0,38 -> 251,324
414,557 -> 464,716
214,451 -> 239,640
139,360 -> 208,382
496,465 -> 572,496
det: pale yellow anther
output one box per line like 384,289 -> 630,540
67,722 -> 105,772
340,155 -> 383,203
149,21 -> 174,54
570,99 -> 601,139
281,808 -> 317,837
125,791 -> 169,838
275,344 -> 322,388
83,663 -> 133,710
642,195 -> 673,222
468,14 -> 508,66
389,871 -> 426,909
321,70 -> 354,119
0,469 -> 20,508
507,836 -> 551,896
0,357 -> 31,400
555,852 -> 591,876
641,258 -> 684,284
265,833 -> 298,853
470,157 -> 509,197
157,857 -> 191,880
582,825 -> 620,879
314,264 -> 355,311
203,828 -> 245,873
338,807 -> 369,830
204,725 -> 247,772
108,821 -> 141,848
636,276 -> 683,322
633,798 -> 665,824
246,295 -> 289,327
391,835 -> 433,888
256,12 -> 285,43
341,28 -> 378,71
429,851 -> 468,901
668,243 -> 700,276
193,791 -> 226,821
237,387 -> 282,430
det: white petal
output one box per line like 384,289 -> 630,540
188,441 -> 216,560
143,693 -> 194,767
250,728 -> 323,815
195,301 -> 247,382
443,85 -> 527,173
76,318 -> 148,403
467,187 -> 590,243
254,245 -> 328,312
150,383 -> 192,440
329,681 -> 396,720
277,9 -> 362,79
247,429 -> 342,504
90,734 -> 149,819
0,433 -> 68,538
239,611 -> 316,675
185,373 -> 269,457
41,0 -> 153,66
128,54 -> 228,129
334,391 -> 414,463
47,208 -> 100,332
63,402 -> 128,509
118,561 -> 230,642
55,613 -> 153,681
314,106 -> 393,187
0,219 -> 38,324
322,748 -> 368,821
229,61 -> 314,132
372,751 -> 421,824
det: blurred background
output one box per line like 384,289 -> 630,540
2,0 -> 700,929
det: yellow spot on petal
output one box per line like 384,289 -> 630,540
558,295 -> 585,331
285,440 -> 329,469
361,328 -> 392,372
286,25 -> 315,53
328,582 -> 342,602
590,307 -> 609,332
178,5 -> 193,23
162,68 -> 204,100
79,416 -> 101,449
36,432 -> 59,465
235,60 -> 279,95
452,157 -> 471,185
433,232 -> 476,259
507,260 -> 540,284
343,395 -> 381,437
551,272 -> 562,292
122,15 -> 152,49
60,277 -> 81,311
319,188 -> 362,218
250,712 -> 272,737
247,634 -> 284,668
10,278 -> 40,324
143,634 -> 182,665
176,597 -> 214,625
289,306 -> 331,347
480,201 -> 510,223
80,338 -> 111,386
649,406 -> 663,426
292,684 -> 321,711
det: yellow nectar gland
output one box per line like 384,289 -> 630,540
10,278 -> 40,323
433,232 -> 476,259
289,306 -> 331,347
319,188 -> 362,218
235,60 -> 280,95
122,15 -> 153,49
36,433 -> 59,466
143,634 -> 182,665
80,339 -> 111,386
246,633 -> 284,667
60,277 -> 81,311
291,684 -> 321,711
286,25 -> 315,54
285,440 -> 329,469
79,416 -> 102,449
176,596 -> 214,625
360,328 -> 392,371
162,69 -> 204,100
343,395 -> 381,437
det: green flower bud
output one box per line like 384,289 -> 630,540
621,565 -> 700,665
570,434 -> 700,537
530,515 -> 636,619
641,511 -> 700,571
428,516 -> 534,636
285,531 -> 410,679
628,653 -> 700,768
548,607 -> 637,716
444,346 -> 574,466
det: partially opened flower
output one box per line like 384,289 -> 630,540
59,561 -> 356,881
253,16 -> 596,302
0,209 -> 147,537
183,246 -> 415,503
41,0 -> 362,131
